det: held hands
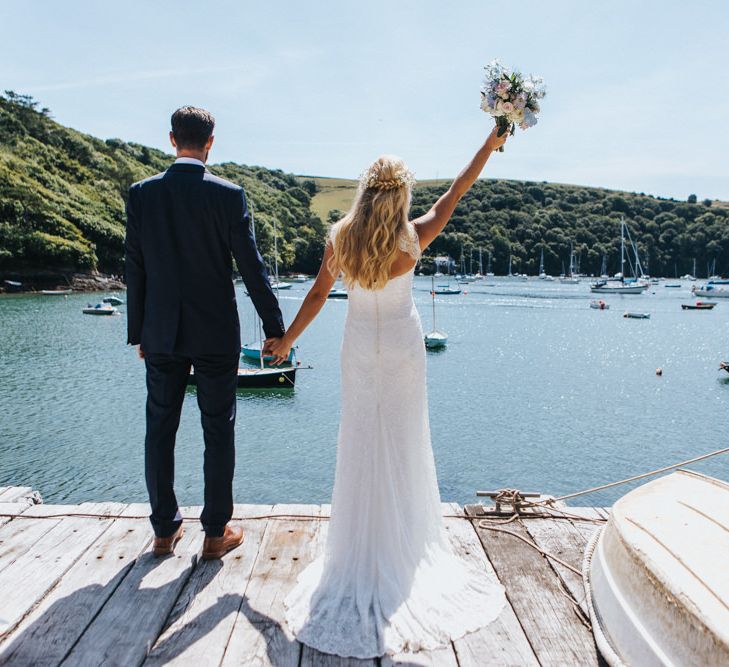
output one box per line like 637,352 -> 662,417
137,345 -> 145,360
263,336 -> 292,366
485,124 -> 509,153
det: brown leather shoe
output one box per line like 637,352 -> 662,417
153,524 -> 184,557
202,525 -> 244,560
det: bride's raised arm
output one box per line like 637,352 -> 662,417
412,125 -> 508,250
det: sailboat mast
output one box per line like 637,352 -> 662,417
479,248 -> 483,274
431,276 -> 437,329
620,217 -> 625,283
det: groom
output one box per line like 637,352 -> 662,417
125,106 -> 285,558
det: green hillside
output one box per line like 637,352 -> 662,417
2,90 -> 728,282
311,177 -> 729,278
0,91 -> 325,278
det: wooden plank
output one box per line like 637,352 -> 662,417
435,504 -> 538,667
0,517 -> 152,665
63,523 -> 205,666
0,516 -> 114,638
222,504 -> 322,667
521,518 -> 596,619
143,509 -> 273,666
0,516 -> 63,574
0,503 -> 33,528
21,502 -> 128,518
0,487 -> 39,503
465,507 -> 600,666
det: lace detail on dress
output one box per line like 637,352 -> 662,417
398,222 -> 421,260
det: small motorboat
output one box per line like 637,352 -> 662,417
623,311 -> 650,319
664,283 -> 681,288
3,279 -> 22,292
583,470 -> 729,666
83,303 -> 119,316
286,274 -> 309,283
40,289 -> 73,295
103,295 -> 124,306
681,301 -> 717,310
433,284 -> 461,295
327,289 -> 348,299
719,361 -> 729,374
240,341 -> 294,365
590,299 -> 609,310
188,365 -> 297,389
270,281 -> 292,290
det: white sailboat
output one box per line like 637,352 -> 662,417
424,277 -> 448,349
538,248 -> 554,281
485,251 -> 494,277
590,219 -> 649,294
242,208 -> 294,364
559,242 -> 580,284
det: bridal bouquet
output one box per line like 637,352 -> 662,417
480,60 -> 546,150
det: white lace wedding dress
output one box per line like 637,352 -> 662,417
283,223 -> 505,658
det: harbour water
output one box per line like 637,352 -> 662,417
1,277 -> 728,508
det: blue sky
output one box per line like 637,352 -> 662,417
1,0 -> 728,200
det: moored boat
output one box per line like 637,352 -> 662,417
188,365 -> 297,389
40,289 -> 73,295
424,276 -> 448,349
433,285 -> 461,295
590,299 -> 609,310
692,284 -> 729,298
583,470 -> 729,666
240,340 -> 294,364
83,303 -> 118,315
102,295 -> 124,305
623,311 -> 650,319
327,288 -> 348,299
681,301 -> 717,310
590,219 -> 649,294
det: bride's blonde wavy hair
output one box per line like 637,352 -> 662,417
328,155 -> 415,290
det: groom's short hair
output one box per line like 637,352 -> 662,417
171,106 -> 215,149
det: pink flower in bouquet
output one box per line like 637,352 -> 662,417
495,81 -> 511,98
501,101 -> 515,113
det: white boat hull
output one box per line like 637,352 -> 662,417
591,284 -> 648,294
693,288 -> 729,298
583,470 -> 729,666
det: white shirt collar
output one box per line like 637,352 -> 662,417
174,157 -> 206,167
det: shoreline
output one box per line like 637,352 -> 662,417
1,272 -> 126,294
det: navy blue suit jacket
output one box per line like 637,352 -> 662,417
124,162 -> 285,355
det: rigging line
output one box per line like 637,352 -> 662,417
525,446 -> 729,506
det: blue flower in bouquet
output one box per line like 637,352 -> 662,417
520,108 -> 538,129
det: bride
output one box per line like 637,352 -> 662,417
266,124 -> 509,658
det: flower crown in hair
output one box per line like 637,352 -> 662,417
359,166 -> 416,191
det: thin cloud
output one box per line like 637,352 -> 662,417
29,63 -> 265,92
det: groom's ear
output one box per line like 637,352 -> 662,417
169,131 -> 177,149
205,135 -> 215,151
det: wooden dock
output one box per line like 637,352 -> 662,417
0,486 -> 609,666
